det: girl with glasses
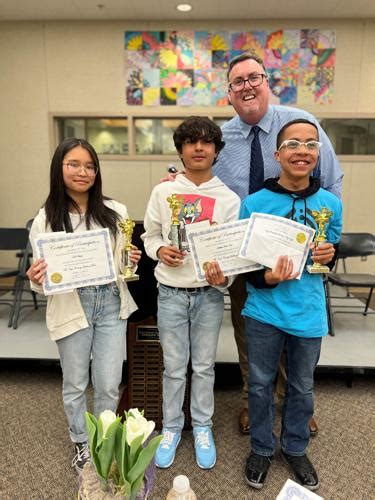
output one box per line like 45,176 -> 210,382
27,138 -> 141,472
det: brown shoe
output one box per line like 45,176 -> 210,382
309,417 -> 318,436
239,408 -> 250,434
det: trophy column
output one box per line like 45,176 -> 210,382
118,219 -> 139,281
307,207 -> 333,274
167,193 -> 184,250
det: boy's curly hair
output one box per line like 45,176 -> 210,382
173,116 -> 225,164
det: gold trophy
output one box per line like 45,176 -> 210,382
167,194 -> 183,250
307,207 -> 333,274
118,219 -> 139,281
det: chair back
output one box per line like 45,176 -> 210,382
337,233 -> 375,259
0,228 -> 29,251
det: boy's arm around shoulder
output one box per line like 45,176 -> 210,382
141,187 -> 165,261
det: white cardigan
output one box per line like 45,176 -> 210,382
29,200 -> 137,341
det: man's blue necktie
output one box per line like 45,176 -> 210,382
249,126 -> 264,194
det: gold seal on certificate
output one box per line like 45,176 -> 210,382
118,219 -> 139,282
296,232 -> 306,244
307,207 -> 333,274
51,272 -> 63,284
167,193 -> 183,250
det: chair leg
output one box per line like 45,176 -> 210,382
32,290 -> 38,310
12,279 -> 25,329
364,287 -> 373,315
8,276 -> 21,328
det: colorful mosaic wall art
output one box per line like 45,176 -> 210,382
124,30 -> 335,106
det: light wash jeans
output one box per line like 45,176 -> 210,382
57,284 -> 126,443
157,284 -> 224,431
245,317 -> 322,457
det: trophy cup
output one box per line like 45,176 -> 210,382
307,207 -> 333,274
167,194 -> 184,250
118,219 -> 139,281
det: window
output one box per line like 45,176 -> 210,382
57,118 -> 128,155
55,116 -> 375,157
134,118 -> 183,155
213,118 -> 230,128
320,119 -> 375,155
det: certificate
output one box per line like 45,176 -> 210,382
35,228 -> 116,295
239,213 -> 315,279
185,219 -> 262,281
276,479 -> 323,500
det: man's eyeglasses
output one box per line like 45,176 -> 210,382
63,161 -> 98,176
277,140 -> 322,152
229,73 -> 268,92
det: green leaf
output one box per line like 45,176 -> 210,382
97,416 -> 121,480
118,420 -> 130,483
113,423 -> 132,495
128,434 -> 143,470
85,412 -> 102,477
114,424 -> 124,485
120,479 -> 132,498
97,415 -> 104,450
127,434 -> 162,484
130,472 -> 145,499
124,479 -> 132,497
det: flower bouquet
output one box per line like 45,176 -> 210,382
79,409 -> 162,499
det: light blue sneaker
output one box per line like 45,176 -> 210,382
155,429 -> 181,468
193,426 -> 216,469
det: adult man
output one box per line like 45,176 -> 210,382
213,52 -> 343,435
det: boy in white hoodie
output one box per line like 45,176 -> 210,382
142,116 -> 240,470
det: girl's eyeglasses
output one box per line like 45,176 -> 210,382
63,162 -> 98,176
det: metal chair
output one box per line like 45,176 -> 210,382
10,219 -> 46,329
326,232 -> 375,335
0,227 -> 30,326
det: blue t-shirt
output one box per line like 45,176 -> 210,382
240,186 -> 342,338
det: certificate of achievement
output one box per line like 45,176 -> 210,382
239,213 -> 315,279
35,228 -> 116,295
276,479 -> 323,500
185,219 -> 262,281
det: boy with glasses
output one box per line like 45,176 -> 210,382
214,52 -> 343,437
240,119 -> 342,491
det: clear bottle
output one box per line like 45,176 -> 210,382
166,475 -> 197,500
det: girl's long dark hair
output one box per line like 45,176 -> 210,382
44,138 -> 119,238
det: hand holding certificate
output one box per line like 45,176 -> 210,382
185,219 -> 262,281
239,213 -> 315,279
35,228 -> 116,295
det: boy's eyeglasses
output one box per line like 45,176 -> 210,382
63,161 -> 98,176
229,73 -> 268,92
277,140 -> 322,152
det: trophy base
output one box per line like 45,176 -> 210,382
306,264 -> 330,274
119,273 -> 140,282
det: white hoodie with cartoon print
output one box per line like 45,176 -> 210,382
142,174 -> 240,288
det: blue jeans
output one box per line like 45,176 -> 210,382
245,317 -> 321,456
157,284 -> 224,431
57,284 -> 126,443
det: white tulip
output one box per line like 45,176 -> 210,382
126,409 -> 155,445
99,410 -> 117,437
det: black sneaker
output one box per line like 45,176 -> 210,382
281,450 -> 319,491
71,441 -> 90,473
245,451 -> 273,489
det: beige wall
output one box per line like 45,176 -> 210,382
0,19 -> 374,270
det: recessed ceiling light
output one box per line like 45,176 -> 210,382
176,3 -> 192,12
